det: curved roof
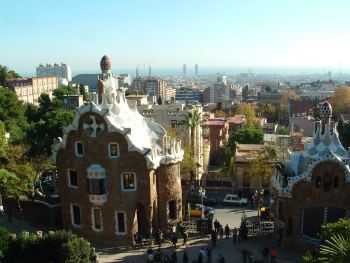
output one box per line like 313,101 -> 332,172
52,56 -> 183,169
272,101 -> 350,195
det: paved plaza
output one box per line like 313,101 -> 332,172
97,207 -> 302,263
213,206 -> 258,229
97,235 -> 302,263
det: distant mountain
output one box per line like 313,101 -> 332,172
72,74 -> 99,92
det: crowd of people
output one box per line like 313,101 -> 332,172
143,219 -> 278,263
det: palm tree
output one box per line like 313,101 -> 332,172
184,108 -> 201,180
319,234 -> 350,263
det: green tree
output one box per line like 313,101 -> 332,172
183,108 -> 201,181
229,127 -> 264,146
26,91 -> 74,156
0,169 -> 24,221
181,145 -> 197,180
0,87 -> 28,143
276,126 -> 289,135
0,65 -> 21,86
27,109 -> 74,156
4,230 -> 96,263
321,218 -> 350,241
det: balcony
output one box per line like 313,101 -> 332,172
89,194 -> 108,205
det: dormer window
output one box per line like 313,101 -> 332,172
75,141 -> 84,157
108,143 -> 120,159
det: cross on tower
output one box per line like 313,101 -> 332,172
83,115 -> 105,137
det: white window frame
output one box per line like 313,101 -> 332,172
67,169 -> 78,189
108,143 -> 120,159
121,172 -> 137,192
115,211 -> 127,235
91,207 -> 103,232
75,141 -> 84,157
70,203 -> 81,228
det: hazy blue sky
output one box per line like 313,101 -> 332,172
1,0 -> 350,74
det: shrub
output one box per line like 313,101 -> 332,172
3,230 -> 96,263
0,227 -> 10,259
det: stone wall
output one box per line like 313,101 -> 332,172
157,162 -> 182,231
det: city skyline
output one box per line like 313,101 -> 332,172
1,0 -> 350,74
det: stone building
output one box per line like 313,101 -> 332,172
202,118 -> 229,165
6,76 -> 58,105
234,144 -> 276,195
53,55 -> 183,245
137,103 -> 204,182
272,101 -> 350,247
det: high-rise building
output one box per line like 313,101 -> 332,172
202,75 -> 235,104
182,64 -> 187,77
194,64 -> 199,76
36,63 -> 72,84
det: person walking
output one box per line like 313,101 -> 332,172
224,224 -> 230,239
214,219 -> 220,232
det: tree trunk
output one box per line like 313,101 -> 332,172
191,126 -> 196,183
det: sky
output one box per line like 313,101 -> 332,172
1,0 -> 350,75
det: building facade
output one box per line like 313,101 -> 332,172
36,63 -> 72,84
130,77 -> 175,103
202,118 -> 229,165
137,103 -> 204,182
53,56 -> 183,245
175,87 -> 202,103
234,144 -> 276,195
272,101 -> 350,247
202,76 -> 237,104
6,76 -> 58,105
